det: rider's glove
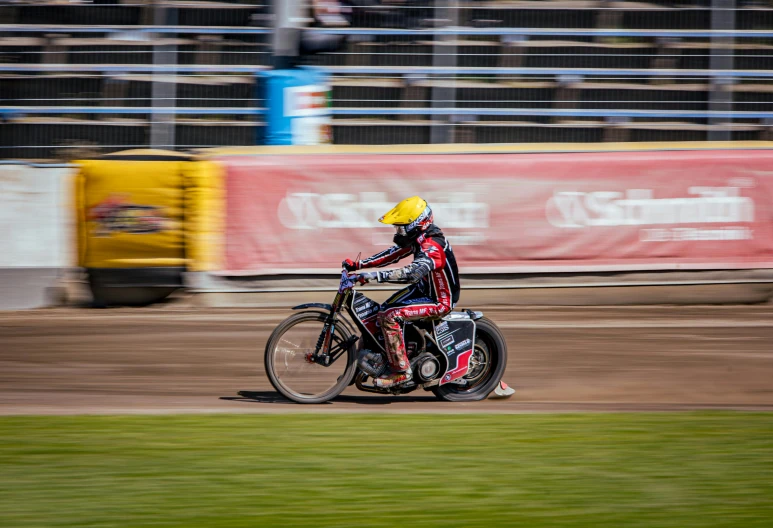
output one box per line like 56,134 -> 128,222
342,258 -> 360,272
355,271 -> 379,285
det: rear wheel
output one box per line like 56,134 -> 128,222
432,317 -> 508,402
265,311 -> 357,404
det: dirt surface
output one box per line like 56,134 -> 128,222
1,305 -> 772,415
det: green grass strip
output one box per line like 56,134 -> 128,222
1,413 -> 772,528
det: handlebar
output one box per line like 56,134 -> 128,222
339,269 -> 358,293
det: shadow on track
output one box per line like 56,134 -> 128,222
222,391 -> 439,405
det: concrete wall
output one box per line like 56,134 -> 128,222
0,164 -> 74,309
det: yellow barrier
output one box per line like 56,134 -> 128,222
184,160 -> 225,272
75,149 -> 223,305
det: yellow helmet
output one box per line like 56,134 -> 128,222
379,196 -> 429,226
379,196 -> 434,246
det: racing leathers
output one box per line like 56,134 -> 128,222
356,224 -> 460,372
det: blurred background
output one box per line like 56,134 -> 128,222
2,1 -> 773,306
2,0 -> 773,160
2,1 -> 773,308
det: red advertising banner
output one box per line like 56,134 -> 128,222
217,149 -> 773,274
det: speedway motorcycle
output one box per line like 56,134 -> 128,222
264,270 -> 509,404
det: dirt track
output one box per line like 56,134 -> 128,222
1,305 -> 772,415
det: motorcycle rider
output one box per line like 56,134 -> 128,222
343,196 -> 460,388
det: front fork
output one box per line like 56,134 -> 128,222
309,290 -> 352,367
311,318 -> 336,366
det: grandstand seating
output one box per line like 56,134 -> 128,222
1,0 -> 772,159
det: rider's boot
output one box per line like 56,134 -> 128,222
377,319 -> 413,388
373,367 -> 413,388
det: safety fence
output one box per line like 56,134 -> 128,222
213,144 -> 773,275
3,142 -> 772,309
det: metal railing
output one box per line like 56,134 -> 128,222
2,0 -> 773,158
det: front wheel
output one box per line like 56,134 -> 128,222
264,311 -> 357,404
432,317 -> 508,402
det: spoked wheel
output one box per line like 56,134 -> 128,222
264,311 -> 358,404
433,317 -> 508,402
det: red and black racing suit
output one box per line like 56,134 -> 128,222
358,224 -> 460,372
